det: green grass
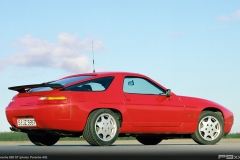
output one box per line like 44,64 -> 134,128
0,132 -> 239,141
224,132 -> 240,138
0,132 -> 29,141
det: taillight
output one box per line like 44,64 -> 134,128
37,96 -> 68,104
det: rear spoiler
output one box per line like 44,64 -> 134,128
8,83 -> 64,93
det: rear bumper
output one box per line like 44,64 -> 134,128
5,104 -> 85,132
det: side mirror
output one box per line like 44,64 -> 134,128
166,89 -> 171,97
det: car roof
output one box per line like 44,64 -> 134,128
61,71 -> 143,79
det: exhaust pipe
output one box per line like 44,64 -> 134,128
10,126 -> 21,132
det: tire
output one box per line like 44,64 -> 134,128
27,133 -> 60,146
83,109 -> 120,146
136,136 -> 162,145
191,111 -> 224,145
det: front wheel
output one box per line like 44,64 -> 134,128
191,111 -> 224,145
27,133 -> 60,146
83,109 -> 120,146
136,136 -> 162,145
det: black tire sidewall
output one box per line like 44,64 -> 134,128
27,133 -> 60,146
136,136 -> 162,145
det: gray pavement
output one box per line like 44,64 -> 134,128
0,139 -> 239,160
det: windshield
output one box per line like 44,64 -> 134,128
29,76 -> 94,92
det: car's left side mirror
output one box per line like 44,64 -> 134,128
166,89 -> 171,98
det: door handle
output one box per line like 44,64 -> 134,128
124,93 -> 132,101
126,97 -> 132,101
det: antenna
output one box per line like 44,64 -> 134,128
92,41 -> 95,73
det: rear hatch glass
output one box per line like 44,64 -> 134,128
30,76 -> 94,92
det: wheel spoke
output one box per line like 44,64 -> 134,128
201,130 -> 207,136
102,116 -> 109,124
104,116 -> 111,123
212,121 -> 218,127
201,121 -> 207,126
203,132 -> 209,139
105,129 -> 113,137
208,130 -> 215,140
101,132 -> 108,141
200,126 -> 207,131
108,120 -> 115,129
206,117 -> 213,127
211,126 -> 217,133
96,121 -> 104,128
96,127 -> 104,134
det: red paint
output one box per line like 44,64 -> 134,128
5,72 -> 234,135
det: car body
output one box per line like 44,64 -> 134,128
5,72 -> 234,146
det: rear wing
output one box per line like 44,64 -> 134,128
8,83 -> 64,93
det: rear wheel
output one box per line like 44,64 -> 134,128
83,109 -> 120,146
27,133 -> 60,146
191,111 -> 224,145
136,136 -> 162,145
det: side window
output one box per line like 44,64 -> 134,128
123,77 -> 165,95
65,76 -> 114,91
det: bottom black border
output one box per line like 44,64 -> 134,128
1,152 -> 240,160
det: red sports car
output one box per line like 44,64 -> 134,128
5,72 -> 234,146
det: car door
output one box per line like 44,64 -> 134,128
122,75 -> 184,127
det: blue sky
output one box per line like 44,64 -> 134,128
0,0 -> 239,132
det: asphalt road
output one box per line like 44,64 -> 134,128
0,139 -> 239,160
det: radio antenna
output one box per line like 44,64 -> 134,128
92,41 -> 95,73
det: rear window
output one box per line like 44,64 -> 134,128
51,76 -> 94,85
29,76 -> 94,92
65,76 -> 114,91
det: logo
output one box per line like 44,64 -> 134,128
218,155 -> 240,159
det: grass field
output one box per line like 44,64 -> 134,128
223,132 -> 240,138
0,132 -> 239,141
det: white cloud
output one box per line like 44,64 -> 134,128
217,10 -> 240,22
0,33 -> 106,73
